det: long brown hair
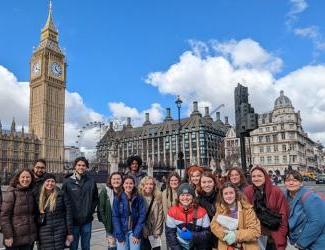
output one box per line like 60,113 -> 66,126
227,167 -> 247,187
9,168 -> 34,188
165,171 -> 181,204
197,171 -> 218,196
217,182 -> 248,215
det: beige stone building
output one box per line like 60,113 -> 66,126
0,119 -> 41,178
29,4 -> 66,173
97,102 -> 227,173
249,91 -> 316,173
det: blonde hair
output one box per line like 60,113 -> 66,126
138,176 -> 160,197
39,182 -> 58,213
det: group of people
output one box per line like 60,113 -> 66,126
0,155 -> 324,250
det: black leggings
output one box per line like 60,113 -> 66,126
140,238 -> 161,250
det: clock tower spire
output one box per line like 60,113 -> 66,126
29,1 -> 66,173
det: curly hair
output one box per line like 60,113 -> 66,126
138,176 -> 161,197
74,156 -> 89,169
126,155 -> 142,168
9,168 -> 35,188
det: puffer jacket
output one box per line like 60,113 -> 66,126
62,172 -> 98,226
285,187 -> 325,250
165,204 -> 211,250
211,199 -> 261,250
1,185 -> 37,247
244,166 -> 289,250
112,192 -> 146,242
38,189 -> 73,250
142,193 -> 164,238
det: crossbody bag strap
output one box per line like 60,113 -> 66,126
145,195 -> 155,220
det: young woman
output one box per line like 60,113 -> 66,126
112,175 -> 146,250
187,165 -> 204,192
98,172 -> 124,250
138,176 -> 164,250
284,170 -> 325,250
244,166 -> 288,250
1,168 -> 37,250
38,173 -> 73,249
197,172 -> 219,249
227,167 -> 248,191
162,172 -> 181,217
211,182 -> 260,250
165,183 -> 211,250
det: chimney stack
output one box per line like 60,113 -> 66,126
143,113 -> 152,126
224,116 -> 229,124
164,108 -> 173,121
126,117 -> 132,128
216,112 -> 221,121
191,101 -> 201,117
204,107 -> 210,117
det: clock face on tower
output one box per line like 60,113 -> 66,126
50,62 -> 62,77
32,60 -> 41,77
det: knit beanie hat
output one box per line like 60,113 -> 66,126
43,173 -> 56,182
177,183 -> 195,197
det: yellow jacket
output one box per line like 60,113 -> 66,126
211,199 -> 261,250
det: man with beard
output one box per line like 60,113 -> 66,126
32,159 -> 47,199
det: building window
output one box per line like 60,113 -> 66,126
267,156 -> 272,164
260,156 -> 265,163
274,156 -> 279,163
266,146 -> 271,153
265,136 -> 271,142
281,133 -> 286,140
258,136 -> 263,143
259,146 -> 264,153
282,155 -> 287,163
273,126 -> 277,131
266,127 -> 270,132
272,134 -> 278,142
274,145 -> 278,152
259,128 -> 263,133
282,144 -> 287,151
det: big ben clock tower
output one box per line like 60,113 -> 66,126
29,2 -> 66,173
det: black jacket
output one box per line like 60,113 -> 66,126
32,175 -> 46,200
62,173 -> 98,226
38,190 -> 73,250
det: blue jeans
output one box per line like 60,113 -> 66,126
71,223 -> 92,250
116,231 -> 141,250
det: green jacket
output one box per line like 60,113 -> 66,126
98,187 -> 113,234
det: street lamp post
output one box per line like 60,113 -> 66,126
175,95 -> 184,177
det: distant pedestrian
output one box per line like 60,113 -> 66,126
125,156 -> 146,186
162,172 -> 181,218
227,167 -> 248,191
62,157 -> 99,250
32,159 -> 47,199
139,176 -> 164,250
98,172 -> 123,250
1,168 -> 37,249
38,173 -> 73,249
284,170 -> 325,250
112,175 -> 146,250
211,182 -> 260,250
165,183 -> 211,250
244,166 -> 288,250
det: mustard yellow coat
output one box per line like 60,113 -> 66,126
210,199 -> 261,250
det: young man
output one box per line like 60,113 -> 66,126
125,155 -> 146,185
62,157 -> 99,250
32,159 -> 47,199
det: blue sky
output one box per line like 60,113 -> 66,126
1,0 -> 325,146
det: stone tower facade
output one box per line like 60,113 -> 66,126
29,3 -> 66,173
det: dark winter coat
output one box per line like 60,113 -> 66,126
244,166 -> 289,250
0,185 -> 37,247
32,175 -> 45,200
165,204 -> 211,250
112,192 -> 146,242
285,187 -> 325,250
38,189 -> 73,250
98,187 -> 115,234
62,172 -> 99,226
125,170 -> 147,186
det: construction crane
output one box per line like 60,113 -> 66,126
209,104 -> 225,116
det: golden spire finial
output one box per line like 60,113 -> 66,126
42,0 -> 57,33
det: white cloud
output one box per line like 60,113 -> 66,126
108,102 -> 164,126
0,65 -> 104,150
146,39 -> 325,145
294,26 -> 325,51
286,0 -> 308,27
